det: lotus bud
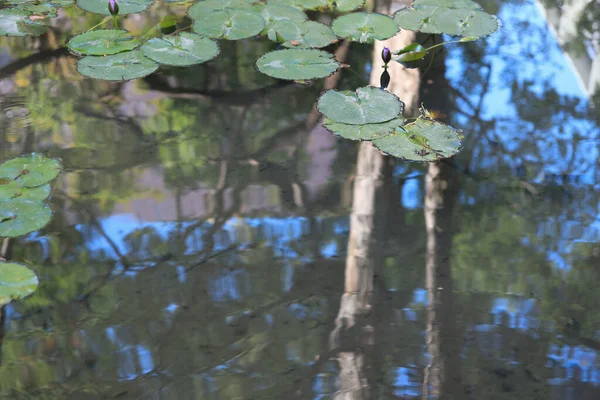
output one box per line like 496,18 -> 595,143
108,0 -> 119,16
381,46 -> 392,64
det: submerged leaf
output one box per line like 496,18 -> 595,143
141,32 -> 220,66
256,49 -> 340,80
0,262 -> 39,306
332,12 -> 399,43
77,51 -> 159,81
317,86 -> 403,125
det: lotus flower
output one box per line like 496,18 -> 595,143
108,0 -> 119,16
381,46 -> 391,64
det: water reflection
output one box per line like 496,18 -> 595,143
0,0 -> 598,399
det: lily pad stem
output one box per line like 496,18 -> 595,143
86,16 -> 112,32
113,15 -> 118,29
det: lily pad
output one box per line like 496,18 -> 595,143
77,0 -> 154,15
253,3 -> 307,40
77,51 -> 159,81
0,181 -> 51,201
296,0 -> 364,12
67,29 -> 139,56
191,9 -> 265,40
0,153 -> 62,187
0,262 -> 39,307
0,199 -> 52,237
15,3 -> 59,16
187,0 -> 251,16
256,49 -> 340,80
0,8 -> 48,37
372,117 -> 463,162
332,12 -> 399,43
141,32 -> 220,66
317,86 -> 403,125
394,0 -> 499,37
278,21 -> 336,49
323,116 -> 404,141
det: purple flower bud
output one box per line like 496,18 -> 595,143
381,46 -> 391,64
108,0 -> 119,16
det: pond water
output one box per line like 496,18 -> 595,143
1,0 -> 600,399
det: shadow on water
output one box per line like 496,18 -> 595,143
0,0 -> 599,399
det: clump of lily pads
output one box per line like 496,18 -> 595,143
0,153 -> 63,307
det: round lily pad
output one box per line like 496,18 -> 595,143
0,8 -> 48,37
372,118 -> 463,162
191,9 -> 265,40
0,180 -> 51,201
187,0 -> 250,17
141,32 -> 220,66
0,153 -> 62,187
77,0 -> 154,15
323,116 -> 404,141
256,49 -> 340,80
67,29 -> 139,56
394,0 -> 499,37
317,86 -> 402,125
77,51 -> 159,81
253,3 -> 307,40
0,199 -> 52,237
279,21 -> 336,49
332,12 -> 399,43
0,262 -> 39,307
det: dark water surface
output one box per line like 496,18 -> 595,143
1,0 -> 600,399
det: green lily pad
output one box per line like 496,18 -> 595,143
0,262 -> 39,307
0,199 -> 52,237
77,51 -> 159,81
317,86 -> 403,125
0,153 -> 62,188
394,0 -> 499,37
253,3 -> 307,40
256,49 -> 340,80
187,0 -> 251,17
372,117 -> 463,162
0,8 -> 48,37
141,32 -> 220,66
6,0 -> 73,5
332,12 -> 399,43
67,29 -> 139,56
77,0 -> 154,15
292,0 -> 364,12
0,181 -> 51,201
15,3 -> 58,16
191,9 -> 265,40
323,116 -> 404,141
278,21 -> 336,49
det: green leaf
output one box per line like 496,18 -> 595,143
187,0 -> 251,17
317,86 -> 403,125
0,181 -> 51,201
158,15 -> 178,35
0,199 -> 52,237
323,116 -> 404,141
67,29 -> 139,56
276,20 -> 336,49
191,9 -> 265,40
332,12 -> 399,43
0,262 -> 39,307
0,153 -> 62,187
297,0 -> 364,12
0,8 -> 48,37
77,0 -> 154,15
394,0 -> 499,37
141,33 -> 220,66
372,117 -> 462,162
15,2 -> 58,16
77,51 -> 159,81
253,3 -> 307,39
256,49 -> 340,80
393,43 -> 427,69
